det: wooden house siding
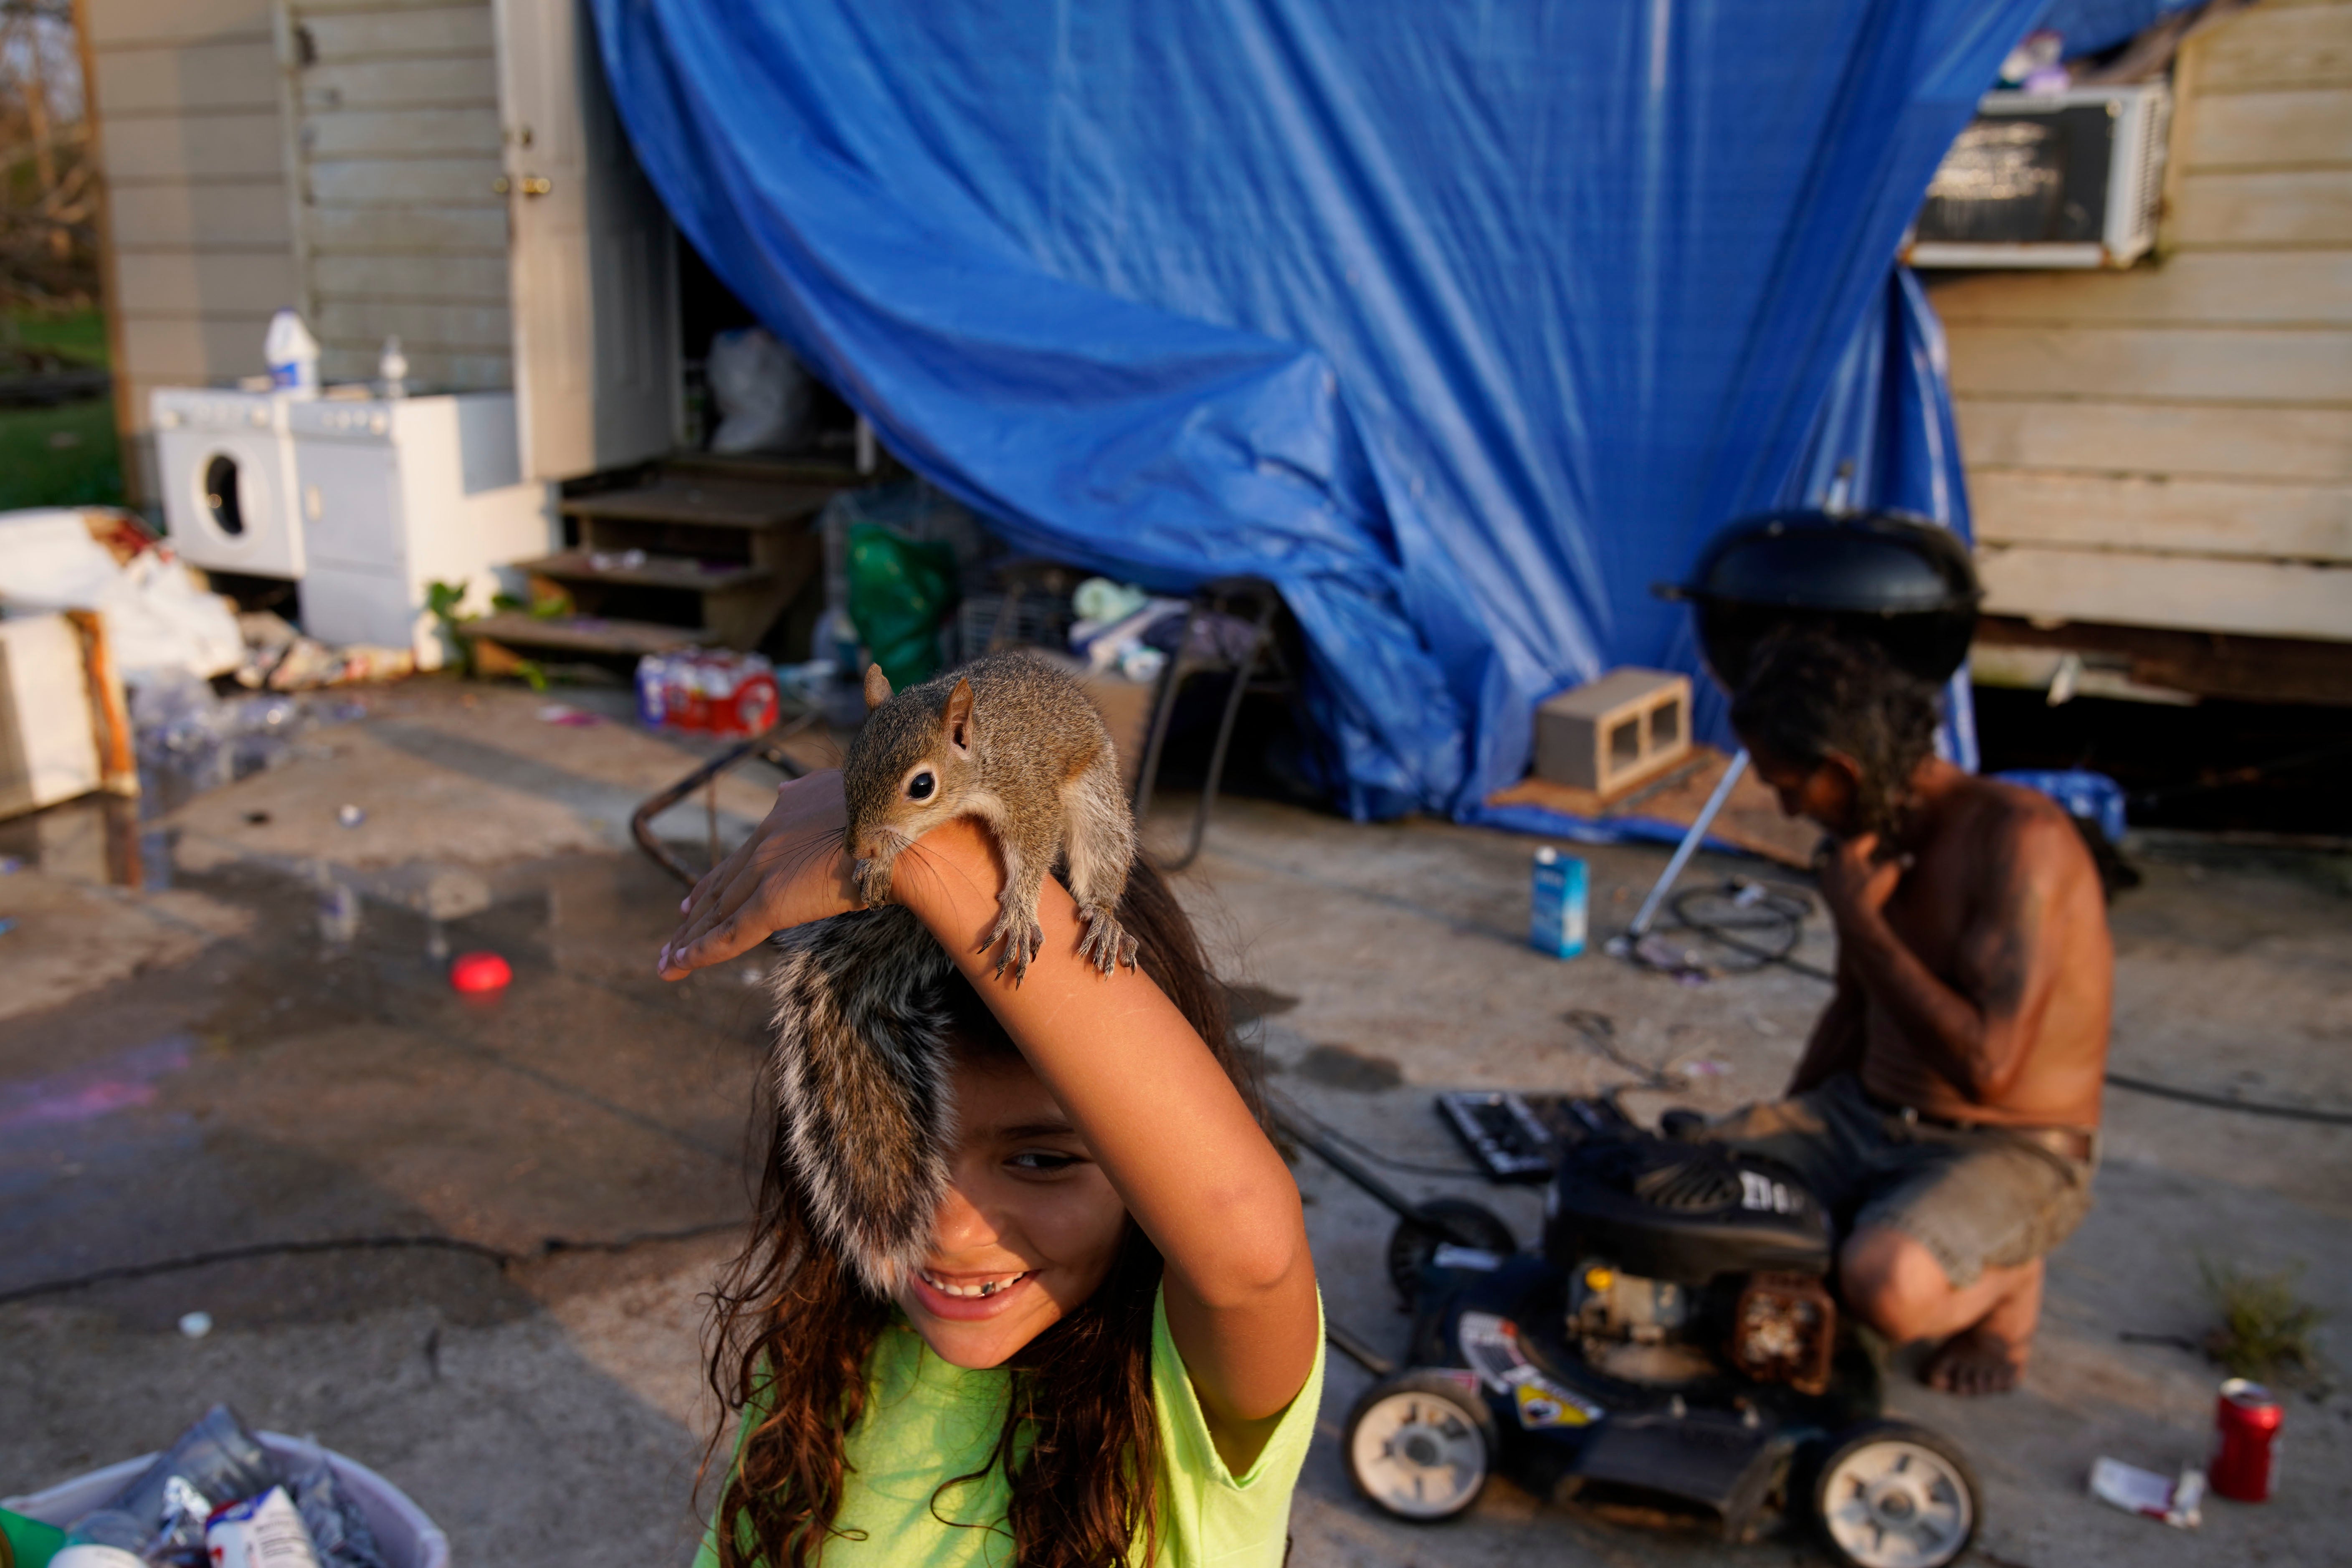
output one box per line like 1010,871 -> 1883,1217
283,0 -> 513,391
1933,0 -> 2352,645
80,0 -> 513,498
83,0 -> 294,497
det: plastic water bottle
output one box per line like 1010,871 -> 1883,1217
263,309 -> 321,398
1530,847 -> 1587,960
377,334 -> 409,398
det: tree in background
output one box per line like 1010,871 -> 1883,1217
1,0 -> 98,323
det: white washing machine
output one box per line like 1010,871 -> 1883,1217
149,386 -> 305,579
288,391 -> 554,665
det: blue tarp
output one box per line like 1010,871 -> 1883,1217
592,0 -> 2042,822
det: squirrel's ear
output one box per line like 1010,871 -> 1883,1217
943,678 -> 975,753
863,664 -> 893,712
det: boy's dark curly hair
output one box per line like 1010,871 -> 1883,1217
1729,627 -> 1942,838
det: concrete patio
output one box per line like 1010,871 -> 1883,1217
2,679 -> 2343,1565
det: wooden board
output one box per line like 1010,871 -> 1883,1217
298,58 -> 501,110
1969,469 -> 2352,563
310,253 -> 511,303
1978,546 -> 2352,641
2198,3 -> 2352,91
306,204 -> 506,253
2183,88 -> 2352,169
86,0 -> 272,48
1927,253 -> 2352,326
561,480 -> 838,531
112,248 -> 301,315
108,181 -> 294,248
299,5 -> 496,61
99,110 -> 286,182
1945,324 -> 2352,403
91,38 -> 279,113
1955,397 -> 2352,483
518,552 -> 775,593
1489,746 -> 1819,869
461,613 -> 708,658
302,106 -> 505,160
2171,169 -> 2352,247
312,299 -> 513,351
305,155 -> 504,207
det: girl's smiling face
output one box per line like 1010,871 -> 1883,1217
896,1050 -> 1129,1369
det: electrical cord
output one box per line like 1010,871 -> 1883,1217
0,1221 -> 743,1310
1652,876 -> 2352,1128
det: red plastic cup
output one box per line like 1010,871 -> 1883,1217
450,951 -> 513,993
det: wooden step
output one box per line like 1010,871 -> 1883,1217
460,611 -> 708,659
559,476 -> 835,531
517,550 -> 774,593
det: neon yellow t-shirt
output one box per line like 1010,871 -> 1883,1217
695,1286 -> 1325,1567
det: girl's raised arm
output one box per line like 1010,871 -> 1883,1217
889,817 -> 1320,1468
660,774 -> 1320,1466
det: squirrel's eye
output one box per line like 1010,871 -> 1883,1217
908,772 -> 936,802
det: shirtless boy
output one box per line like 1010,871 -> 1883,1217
1713,630 -> 2113,1395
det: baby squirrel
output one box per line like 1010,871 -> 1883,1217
765,650 -> 1140,1292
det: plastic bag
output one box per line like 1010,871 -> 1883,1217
847,523 -> 960,690
281,1441 -> 389,1568
705,328 -> 811,454
78,1404 -> 284,1567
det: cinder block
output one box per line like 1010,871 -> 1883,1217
1534,668 -> 1692,797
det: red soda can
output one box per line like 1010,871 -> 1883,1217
2210,1378 -> 2282,1502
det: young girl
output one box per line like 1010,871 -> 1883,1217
658,770 -> 1323,1567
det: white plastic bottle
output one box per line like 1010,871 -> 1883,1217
377,333 -> 409,397
263,308 -> 321,398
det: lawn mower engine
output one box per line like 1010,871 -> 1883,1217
1337,1093 -> 1983,1568
1547,1110 -> 1838,1396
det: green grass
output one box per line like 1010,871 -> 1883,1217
2203,1258 -> 2327,1391
0,396 -> 125,510
2,307 -> 109,365
0,308 -> 124,509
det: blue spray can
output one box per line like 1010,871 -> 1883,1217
1530,847 -> 1588,959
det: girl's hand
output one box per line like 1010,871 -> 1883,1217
656,769 -> 860,980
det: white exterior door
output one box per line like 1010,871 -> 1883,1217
493,0 -> 679,480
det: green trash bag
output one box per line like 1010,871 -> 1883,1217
847,522 -> 961,692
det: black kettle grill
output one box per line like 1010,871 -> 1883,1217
1659,509 -> 1982,692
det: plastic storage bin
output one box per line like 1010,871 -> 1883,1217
1,1433 -> 448,1568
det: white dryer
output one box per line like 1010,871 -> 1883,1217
289,391 -> 553,665
149,387 -> 305,579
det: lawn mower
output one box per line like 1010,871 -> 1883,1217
1279,1091 -> 1982,1568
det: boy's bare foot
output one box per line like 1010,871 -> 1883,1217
1924,1325 -> 2028,1394
1923,1256 -> 2041,1396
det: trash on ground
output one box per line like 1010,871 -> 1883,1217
535,702 -> 605,727
205,1485 -> 317,1568
2210,1378 -> 2283,1503
0,509 -> 243,683
130,669 -> 366,800
0,919 -> 16,938
335,805 -> 365,828
177,1311 -> 212,1340
0,611 -> 135,821
449,952 -> 511,994
22,1404 -> 392,1568
1528,846 -> 1588,959
633,650 -> 780,736
2089,1456 -> 2204,1529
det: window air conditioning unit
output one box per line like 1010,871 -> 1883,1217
1904,84 -> 2170,269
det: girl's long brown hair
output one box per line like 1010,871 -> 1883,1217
704,859 -> 1249,1567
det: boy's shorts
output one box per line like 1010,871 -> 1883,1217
1708,1072 -> 2095,1289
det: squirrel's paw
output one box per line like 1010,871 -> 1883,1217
1076,908 -> 1139,974
852,855 -> 896,908
980,906 -> 1045,983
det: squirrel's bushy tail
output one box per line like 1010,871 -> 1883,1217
765,906 -> 956,1296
